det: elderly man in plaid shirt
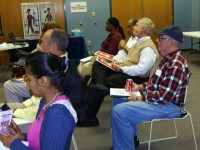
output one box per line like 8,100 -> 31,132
111,25 -> 191,150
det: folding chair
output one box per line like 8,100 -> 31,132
138,86 -> 198,150
72,134 -> 78,150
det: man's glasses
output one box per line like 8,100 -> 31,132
158,36 -> 171,41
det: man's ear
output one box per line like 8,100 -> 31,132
50,43 -> 58,53
141,26 -> 146,32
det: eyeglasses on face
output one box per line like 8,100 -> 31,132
158,36 -> 171,41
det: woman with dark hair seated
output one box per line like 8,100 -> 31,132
0,51 -> 85,150
78,17 -> 125,78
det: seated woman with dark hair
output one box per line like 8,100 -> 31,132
78,16 -> 125,78
0,51 -> 85,150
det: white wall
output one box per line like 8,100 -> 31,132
174,0 -> 200,49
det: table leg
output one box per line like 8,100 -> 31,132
186,37 -> 200,58
186,37 -> 193,58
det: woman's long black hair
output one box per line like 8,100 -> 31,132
25,51 -> 86,121
108,17 -> 126,39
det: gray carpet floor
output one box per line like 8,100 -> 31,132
0,51 -> 199,150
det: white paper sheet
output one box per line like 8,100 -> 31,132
110,88 -> 141,97
80,56 -> 92,62
0,142 -> 10,150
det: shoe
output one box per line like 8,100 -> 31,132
134,135 -> 140,148
110,135 -> 139,150
76,116 -> 99,127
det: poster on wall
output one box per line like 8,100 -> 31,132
21,2 -> 55,40
39,3 -> 54,27
70,2 -> 87,13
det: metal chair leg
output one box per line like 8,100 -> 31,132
72,134 -> 78,150
138,114 -> 198,150
188,113 -> 198,150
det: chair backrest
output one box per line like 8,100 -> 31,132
182,71 -> 191,105
178,71 -> 191,115
8,32 -> 17,44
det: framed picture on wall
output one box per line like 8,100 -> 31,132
21,2 -> 55,40
39,3 -> 54,26
21,3 -> 40,39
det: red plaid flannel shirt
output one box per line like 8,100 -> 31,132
141,50 -> 191,105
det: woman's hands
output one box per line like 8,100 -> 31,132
9,120 -> 24,140
0,133 -> 18,148
0,120 -> 24,148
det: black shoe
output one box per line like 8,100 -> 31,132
134,135 -> 140,148
110,135 -> 139,150
76,116 -> 99,127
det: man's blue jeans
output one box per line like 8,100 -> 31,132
111,97 -> 182,150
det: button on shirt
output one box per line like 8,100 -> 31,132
141,50 -> 191,105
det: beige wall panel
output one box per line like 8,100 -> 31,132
112,0 -> 143,40
111,0 -> 172,42
0,0 -> 65,43
143,0 -> 172,41
0,0 -> 65,65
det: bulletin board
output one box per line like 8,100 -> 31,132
21,2 -> 55,39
